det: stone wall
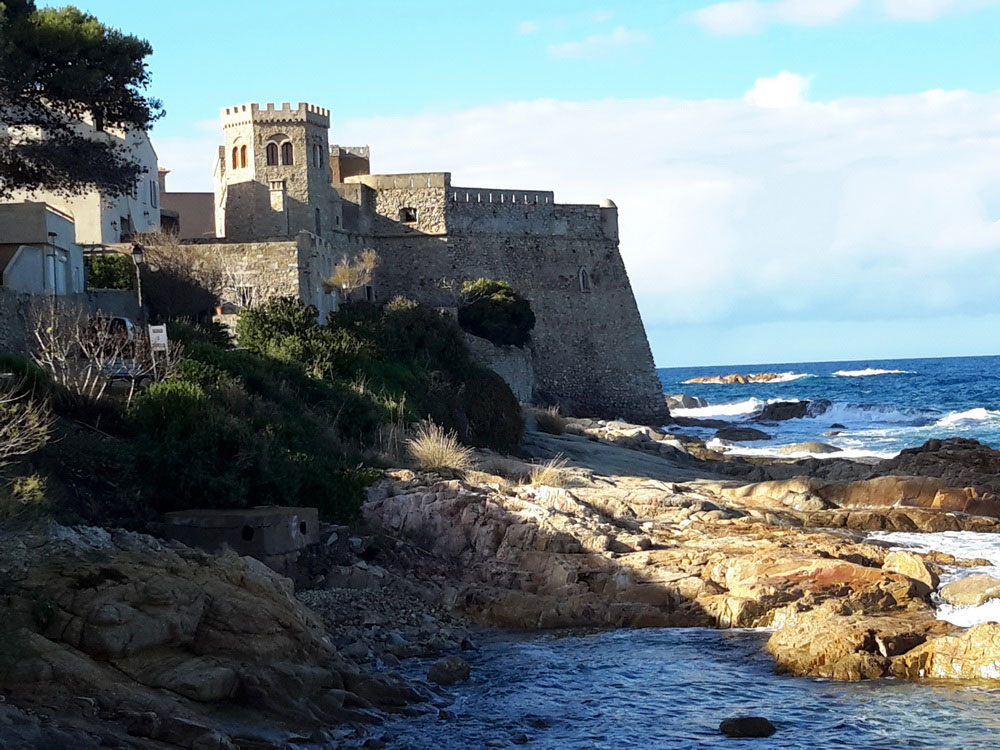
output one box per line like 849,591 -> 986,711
0,288 -> 28,353
369,229 -> 666,423
464,333 -> 535,402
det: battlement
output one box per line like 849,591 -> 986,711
330,145 -> 370,158
221,102 -> 330,128
345,172 -> 451,190
448,186 -> 555,206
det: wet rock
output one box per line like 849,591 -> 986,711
940,575 -> 1000,607
831,423 -> 846,429
714,427 -> 772,442
719,716 -> 776,737
777,442 -> 841,455
428,656 -> 471,685
756,401 -> 809,421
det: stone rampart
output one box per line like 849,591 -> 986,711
464,333 -> 535,402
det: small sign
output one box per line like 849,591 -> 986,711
148,324 -> 169,352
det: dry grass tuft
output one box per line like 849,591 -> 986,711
534,405 -> 566,435
528,453 -> 570,487
407,421 -> 474,473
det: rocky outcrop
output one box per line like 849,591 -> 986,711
683,373 -> 792,385
0,522 -> 424,748
777,442 -> 841,455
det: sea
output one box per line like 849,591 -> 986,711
660,355 -> 1000,460
351,356 -> 1000,750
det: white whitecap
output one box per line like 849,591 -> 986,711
672,398 -> 764,419
833,368 -> 913,377
934,407 -> 1000,428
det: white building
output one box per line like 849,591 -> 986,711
4,120 -> 161,245
0,202 -> 85,295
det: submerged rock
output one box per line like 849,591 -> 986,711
719,716 -> 776,737
665,394 -> 708,409
428,656 -> 471,685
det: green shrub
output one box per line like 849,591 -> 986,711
87,253 -> 133,290
0,353 -> 51,394
458,278 -> 535,347
459,366 -> 524,452
236,297 -> 319,354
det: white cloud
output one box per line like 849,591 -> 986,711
691,0 -> 862,35
157,82 -> 1000,364
546,26 -> 649,59
881,0 -> 1000,20
744,71 -> 810,108
691,0 -> 1000,34
516,19 -> 540,34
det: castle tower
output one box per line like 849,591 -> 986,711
214,102 -> 341,241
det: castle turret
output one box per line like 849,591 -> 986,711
214,102 -> 343,241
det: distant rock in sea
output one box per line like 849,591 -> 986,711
684,372 -> 797,385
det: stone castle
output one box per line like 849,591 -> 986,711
177,101 -> 665,423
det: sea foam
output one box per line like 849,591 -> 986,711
833,368 -> 912,377
934,408 -> 1000,428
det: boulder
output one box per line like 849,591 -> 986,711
882,550 -> 939,591
776,442 -> 841,455
939,575 -> 1000,607
664,394 -> 707,410
756,401 -> 809,421
714,427 -> 772,442
719,717 -> 776,738
427,656 -> 471,685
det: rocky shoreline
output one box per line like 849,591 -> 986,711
7,420 -> 1000,746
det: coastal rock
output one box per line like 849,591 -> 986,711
766,606 -> 952,680
882,550 -> 939,591
714,427 -> 772,442
428,656 -> 471,685
719,717 -> 776,738
892,623 -> 1000,680
665,394 -> 707,409
756,401 -> 809,421
939,575 -> 1000,607
776,442 -> 841,455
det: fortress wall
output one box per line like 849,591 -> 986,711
371,186 -> 448,235
445,193 -> 608,239
370,230 -> 666,423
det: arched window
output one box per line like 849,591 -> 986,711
266,142 -> 279,166
281,142 -> 294,165
312,144 -> 322,168
240,145 -> 247,168
579,268 -> 592,292
231,146 -> 239,169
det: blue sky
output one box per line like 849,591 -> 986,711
52,0 -> 1000,366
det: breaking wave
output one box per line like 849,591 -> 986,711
833,368 -> 913,377
671,398 -> 764,419
934,408 -> 1000,428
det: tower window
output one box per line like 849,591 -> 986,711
579,268 -> 592,292
240,145 -> 247,168
281,142 -> 294,165
312,144 -> 322,168
266,142 -> 279,166
314,208 -> 322,235
398,206 -> 417,223
365,285 -> 375,302
231,146 -> 239,169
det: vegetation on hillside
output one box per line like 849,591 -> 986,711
457,278 -> 536,347
0,294 -> 523,527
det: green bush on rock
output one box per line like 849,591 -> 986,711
457,278 -> 535,348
